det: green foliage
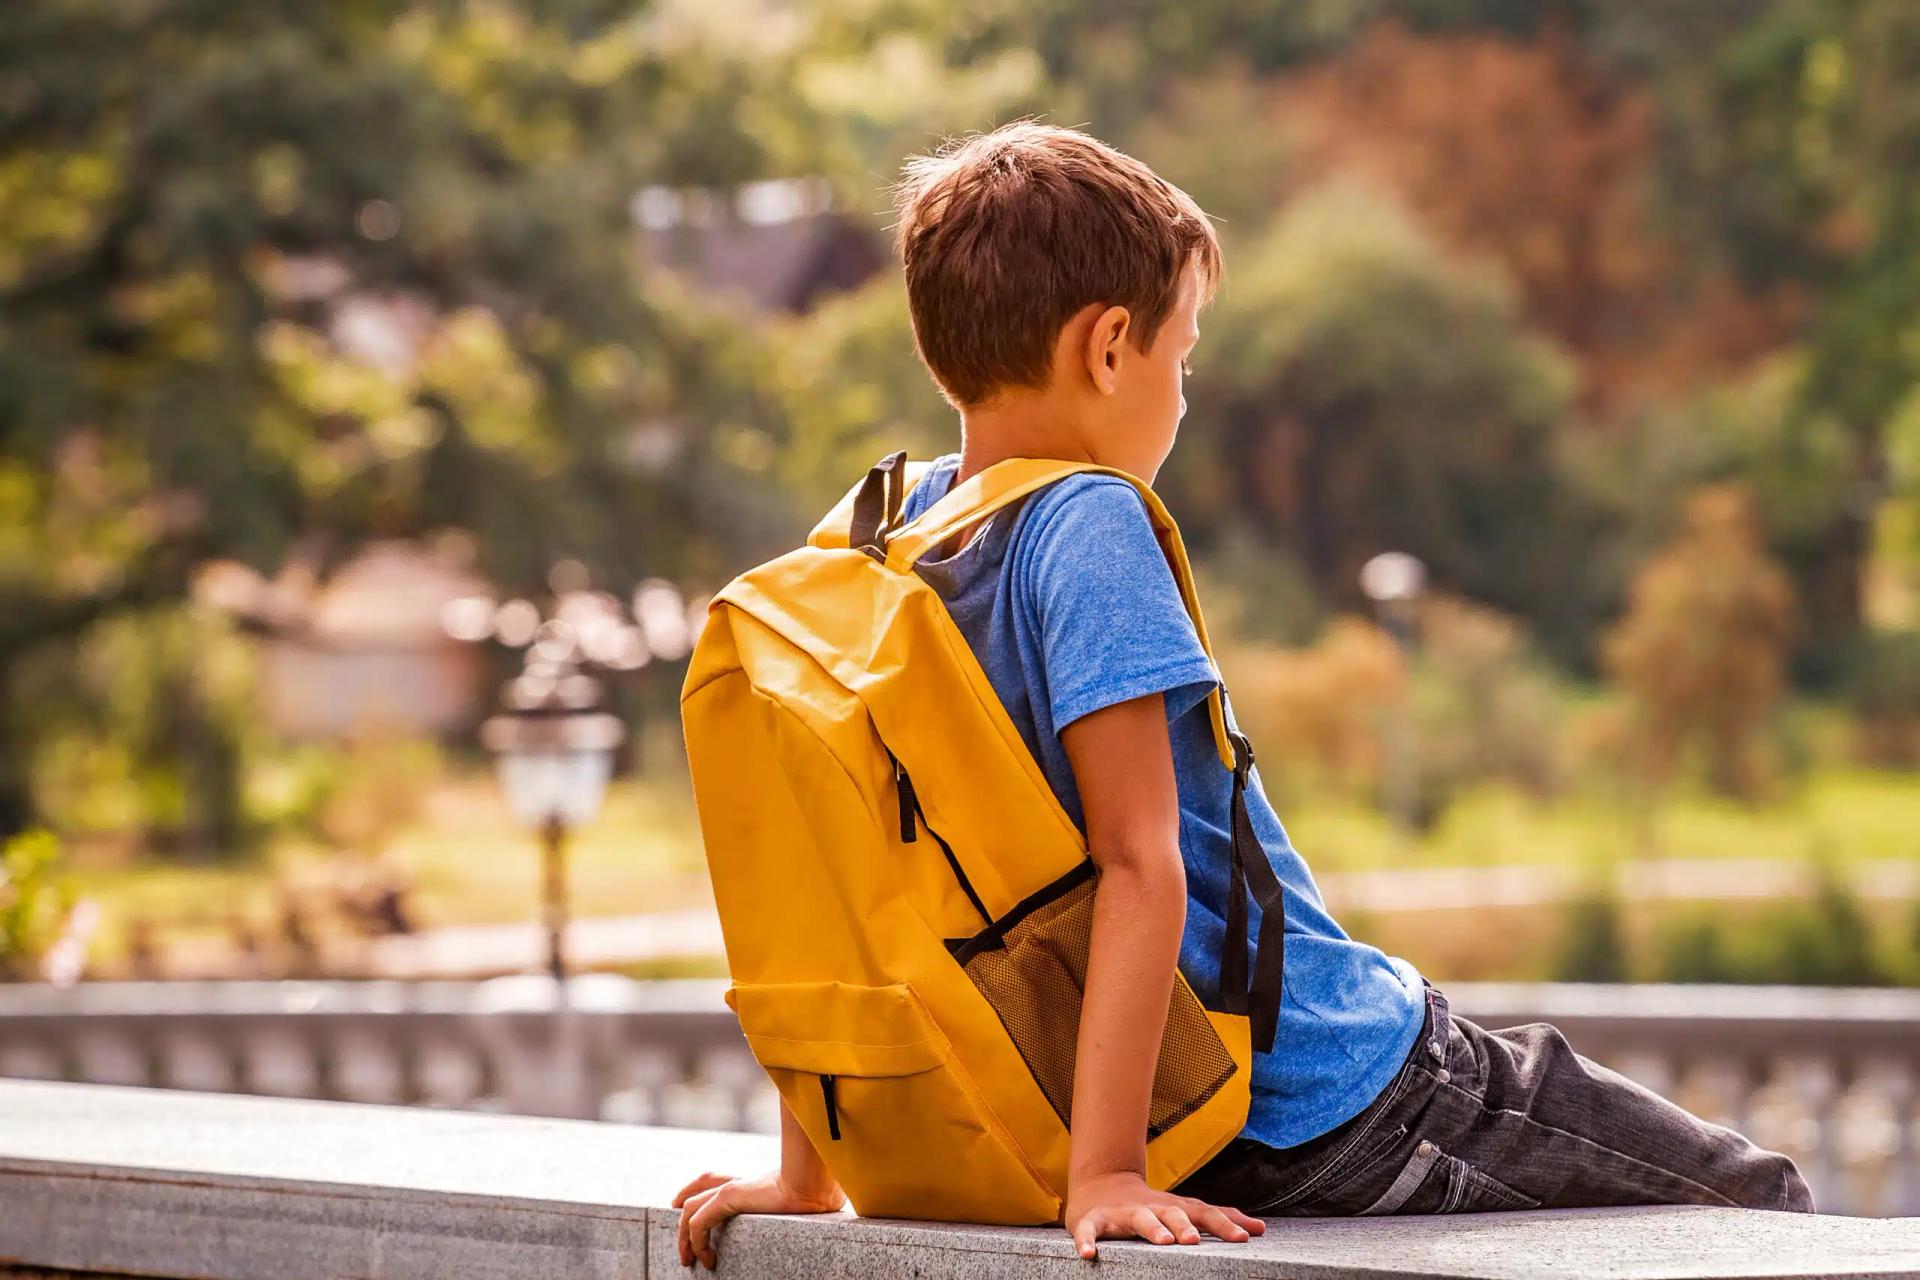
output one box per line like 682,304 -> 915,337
1839,628 -> 1920,764
1406,597 -> 1568,813
249,737 -> 444,856
1614,1 -> 1920,663
1649,860 -> 1893,986
25,605 -> 256,854
1550,874 -> 1631,983
0,1 -> 849,836
0,830 -> 72,979
762,278 -> 954,514
7,0 -> 1920,885
1172,185 -> 1586,639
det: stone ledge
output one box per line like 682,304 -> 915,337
1,1080 -> 1916,1279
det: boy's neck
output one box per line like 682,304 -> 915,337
956,396 -> 1094,485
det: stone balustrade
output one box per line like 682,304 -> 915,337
2,978 -> 1916,1216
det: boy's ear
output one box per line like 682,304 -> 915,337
1082,304 -> 1131,396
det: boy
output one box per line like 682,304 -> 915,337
675,121 -> 1810,1269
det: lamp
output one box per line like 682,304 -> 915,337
480,661 -> 624,983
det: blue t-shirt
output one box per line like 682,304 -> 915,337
901,454 -> 1427,1150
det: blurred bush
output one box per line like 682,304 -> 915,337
1550,871 -> 1632,984
1840,629 -> 1920,767
1226,596 -> 1569,824
252,737 -> 444,857
0,830 -> 71,981
25,606 -> 257,859
1603,484 -> 1799,799
1223,616 -> 1405,804
1174,183 -> 1585,641
1648,860 -> 1895,986
1406,596 -> 1567,811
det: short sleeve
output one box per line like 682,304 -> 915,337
1015,477 -> 1219,733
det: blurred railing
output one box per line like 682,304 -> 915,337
0,978 -> 1915,1216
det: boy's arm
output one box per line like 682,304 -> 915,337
1059,692 -> 1263,1260
774,1094 -> 844,1204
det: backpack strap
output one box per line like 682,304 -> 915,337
847,450 -> 910,558
808,453 -> 934,550
1219,729 -> 1286,1054
890,455 -> 1284,1054
884,457 -> 1236,773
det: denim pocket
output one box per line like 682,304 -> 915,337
1358,1138 -> 1446,1214
1254,1120 -> 1411,1215
1357,1141 -> 1541,1215
1447,1159 -> 1541,1212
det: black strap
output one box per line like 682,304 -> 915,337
849,450 -> 909,559
1219,728 -> 1285,1054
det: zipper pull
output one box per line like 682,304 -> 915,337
895,759 -> 919,844
819,1073 -> 842,1141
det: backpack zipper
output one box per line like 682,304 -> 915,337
819,1072 -> 842,1141
888,750 -> 993,927
894,756 -> 919,844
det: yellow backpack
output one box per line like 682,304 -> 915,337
680,454 -> 1285,1226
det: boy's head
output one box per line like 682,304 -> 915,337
892,122 -> 1220,478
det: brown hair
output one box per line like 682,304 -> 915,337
891,121 -> 1222,408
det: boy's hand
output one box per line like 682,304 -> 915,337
1064,1170 -> 1265,1260
672,1169 -> 846,1270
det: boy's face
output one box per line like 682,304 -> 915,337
1081,265 -> 1201,482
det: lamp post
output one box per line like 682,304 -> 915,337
480,659 -> 624,985
1359,551 -> 1427,835
448,561 -> 696,980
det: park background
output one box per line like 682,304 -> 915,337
5,0 -> 1920,996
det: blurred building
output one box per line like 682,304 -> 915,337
633,176 -> 884,314
197,543 -> 490,741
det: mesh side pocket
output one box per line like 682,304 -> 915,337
955,866 -> 1237,1139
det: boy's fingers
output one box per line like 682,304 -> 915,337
1189,1202 -> 1250,1242
673,1172 -> 729,1209
1132,1206 -> 1175,1245
1070,1215 -> 1098,1260
678,1189 -> 716,1268
1157,1205 -> 1201,1244
1226,1206 -> 1266,1234
687,1187 -> 732,1269
676,1204 -> 696,1267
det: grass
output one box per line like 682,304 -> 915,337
1277,767 -> 1920,872
63,774 -> 713,963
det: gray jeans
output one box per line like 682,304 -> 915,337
1174,983 -> 1814,1216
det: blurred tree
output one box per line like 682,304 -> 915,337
1603,483 -> 1799,797
1281,20 -> 1799,410
1174,185 -> 1590,646
0,1 -> 842,835
1601,0 -> 1920,669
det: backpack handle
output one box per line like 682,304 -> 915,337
883,457 -> 1237,774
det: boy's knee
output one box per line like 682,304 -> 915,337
1771,1155 -> 1815,1214
1737,1149 -> 1814,1213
